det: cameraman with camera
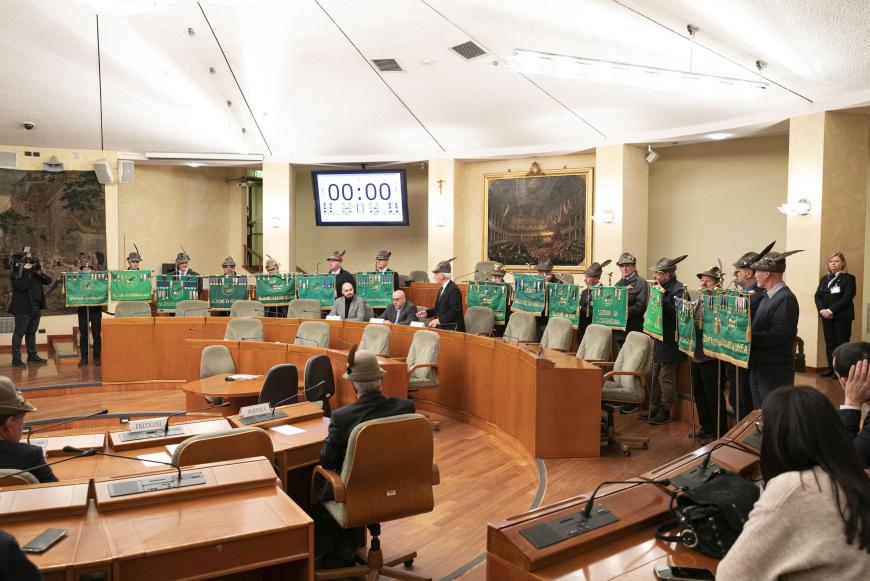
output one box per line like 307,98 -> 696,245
7,248 -> 51,367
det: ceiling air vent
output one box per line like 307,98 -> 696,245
372,58 -> 403,72
450,40 -> 486,60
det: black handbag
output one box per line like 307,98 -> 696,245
655,471 -> 760,558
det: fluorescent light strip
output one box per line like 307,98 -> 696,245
512,49 -> 769,101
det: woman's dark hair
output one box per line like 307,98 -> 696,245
761,386 -> 870,551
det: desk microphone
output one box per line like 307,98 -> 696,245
294,336 -> 323,347
163,401 -> 230,434
63,445 -> 182,481
3,448 -> 97,480
453,271 -> 478,283
26,409 -> 109,443
699,440 -> 732,471
582,478 -> 671,519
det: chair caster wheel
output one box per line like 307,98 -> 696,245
404,559 -> 414,568
642,442 -> 649,449
433,421 -> 441,432
623,450 -> 631,457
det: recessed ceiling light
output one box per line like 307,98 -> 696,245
186,162 -> 203,168
706,133 -> 732,140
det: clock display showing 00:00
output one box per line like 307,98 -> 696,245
326,183 -> 392,201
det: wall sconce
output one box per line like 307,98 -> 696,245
591,209 -> 615,223
777,198 -> 811,216
434,214 -> 448,227
270,216 -> 282,229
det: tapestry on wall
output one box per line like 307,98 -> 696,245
0,168 -> 107,315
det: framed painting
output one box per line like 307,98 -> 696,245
483,166 -> 593,271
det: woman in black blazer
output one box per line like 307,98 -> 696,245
814,252 -> 856,377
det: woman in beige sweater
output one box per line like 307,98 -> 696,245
718,386 -> 870,580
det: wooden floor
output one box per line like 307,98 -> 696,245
2,355 -> 845,580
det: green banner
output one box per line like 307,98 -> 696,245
591,286 -> 628,330
208,276 -> 249,310
155,275 -> 199,313
512,273 -> 546,315
643,286 -> 664,341
64,272 -> 109,307
467,282 -> 508,323
297,274 -> 336,309
355,271 -> 394,309
547,284 -> 581,327
110,270 -> 152,301
702,289 -> 752,368
676,297 -> 696,356
254,273 -> 296,305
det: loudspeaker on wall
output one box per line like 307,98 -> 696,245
119,160 -> 134,183
93,160 -> 114,184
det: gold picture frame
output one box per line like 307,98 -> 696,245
483,167 -> 593,272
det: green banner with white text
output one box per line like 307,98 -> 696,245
467,282 -> 508,323
208,276 -> 249,310
547,283 -> 581,327
110,270 -> 152,301
676,297 -> 696,357
254,273 -> 296,305
643,286 -> 664,341
702,289 -> 752,368
355,271 -> 394,309
591,286 -> 628,330
512,273 -> 546,315
297,274 -> 336,309
155,275 -> 199,313
64,272 -> 109,307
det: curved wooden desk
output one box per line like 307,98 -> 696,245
182,373 -> 264,413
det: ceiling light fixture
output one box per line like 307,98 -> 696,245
706,133 -> 732,140
145,152 -> 264,162
186,162 -> 203,168
511,49 -> 769,100
645,145 -> 660,164
777,198 -> 811,216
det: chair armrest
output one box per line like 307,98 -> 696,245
432,462 -> 440,485
393,357 -> 407,363
602,370 -> 647,386
408,363 -> 439,375
592,360 -> 615,368
310,465 -> 346,503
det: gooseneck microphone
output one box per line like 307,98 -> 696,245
268,379 -> 327,415
582,478 -> 672,519
163,401 -> 231,434
63,445 -> 182,481
295,336 -> 324,347
3,448 -> 97,480
26,409 -> 109,443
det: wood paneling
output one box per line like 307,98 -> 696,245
262,319 -> 300,343
238,341 -> 288,375
462,335 -> 495,421
406,282 -> 468,310
155,317 -> 206,380
102,318 -> 156,382
204,317 -> 230,340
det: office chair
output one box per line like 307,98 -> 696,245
114,301 -> 151,317
171,427 -> 274,467
407,271 -> 429,283
200,344 -> 236,405
304,355 -> 336,417
175,300 -> 210,317
600,331 -> 654,455
464,306 -> 495,336
287,299 -> 322,319
310,414 -> 439,581
502,311 -> 536,342
229,299 -> 265,318
0,469 -> 38,487
359,324 -> 391,356
224,318 -> 264,341
258,364 -> 299,407
576,324 -> 612,362
540,316 -> 573,350
295,321 -> 330,348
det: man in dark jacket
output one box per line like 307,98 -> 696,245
0,529 -> 43,581
577,260 -> 610,342
8,250 -> 51,367
641,255 -> 688,425
417,257 -> 465,331
166,249 -> 202,293
384,290 -> 417,325
748,249 -> 802,407
75,258 -> 102,367
832,341 -> 870,468
614,252 -> 649,349
326,250 -> 355,298
0,376 -> 57,483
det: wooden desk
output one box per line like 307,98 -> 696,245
25,432 -> 105,457
181,373 -> 263,413
108,417 -> 232,452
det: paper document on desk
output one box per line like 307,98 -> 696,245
271,425 -> 306,436
165,444 -> 179,455
228,374 -> 260,381
138,452 -> 173,467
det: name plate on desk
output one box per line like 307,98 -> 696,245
326,315 -> 341,321
238,403 -> 288,425
519,506 -> 619,549
410,321 -> 425,328
107,471 -> 206,497
370,317 -> 385,324
118,425 -> 184,442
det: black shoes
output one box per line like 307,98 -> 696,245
619,404 -> 639,414
11,360 -> 26,368
78,359 -> 88,367
93,358 -> 101,367
27,355 -> 48,364
649,408 -> 672,425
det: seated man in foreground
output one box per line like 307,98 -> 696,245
0,376 -> 58,483
832,341 -> 870,468
314,349 -> 415,567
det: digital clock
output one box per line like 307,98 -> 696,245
312,169 -> 409,226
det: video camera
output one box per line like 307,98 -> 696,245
3,246 -> 41,277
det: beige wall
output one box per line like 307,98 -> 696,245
292,165 -> 429,276
648,136 -> 789,286
118,165 -> 244,275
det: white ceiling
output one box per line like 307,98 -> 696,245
2,0 -> 870,162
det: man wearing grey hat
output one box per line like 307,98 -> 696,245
417,258 -> 465,331
0,376 -> 58,483
536,259 -> 561,284
327,250 -> 356,298
578,260 -> 610,341
167,249 -> 202,292
375,250 -> 400,291
314,350 -> 414,566
748,249 -> 802,407
126,250 -> 142,270
641,255 -> 688,425
614,253 -> 650,349
263,257 -> 289,318
690,264 -> 727,441
221,256 -> 237,276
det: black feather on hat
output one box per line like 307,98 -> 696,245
734,241 -> 775,269
649,255 -> 688,272
750,249 -> 803,273
432,257 -> 457,274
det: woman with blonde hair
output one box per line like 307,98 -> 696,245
814,252 -> 856,377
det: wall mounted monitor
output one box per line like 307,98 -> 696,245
312,169 -> 409,226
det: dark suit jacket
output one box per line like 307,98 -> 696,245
839,408 -> 870,468
333,268 -> 356,298
615,271 -> 649,333
653,277 -> 686,363
577,284 -> 600,340
8,270 -> 51,315
0,530 -> 43,581
384,301 -> 417,325
814,272 -> 856,320
319,392 -> 415,498
744,281 -> 764,320
425,280 -> 465,331
0,440 -> 58,483
750,284 -> 799,366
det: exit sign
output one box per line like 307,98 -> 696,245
253,170 -> 263,178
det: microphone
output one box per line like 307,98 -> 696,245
63,445 -> 182,481
699,440 -> 731,471
164,401 -> 230,434
453,271 -> 478,282
26,409 -> 109,443
3,448 -> 97,480
267,380 -> 326,415
668,441 -> 733,490
295,336 -> 324,347
582,478 -> 671,519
